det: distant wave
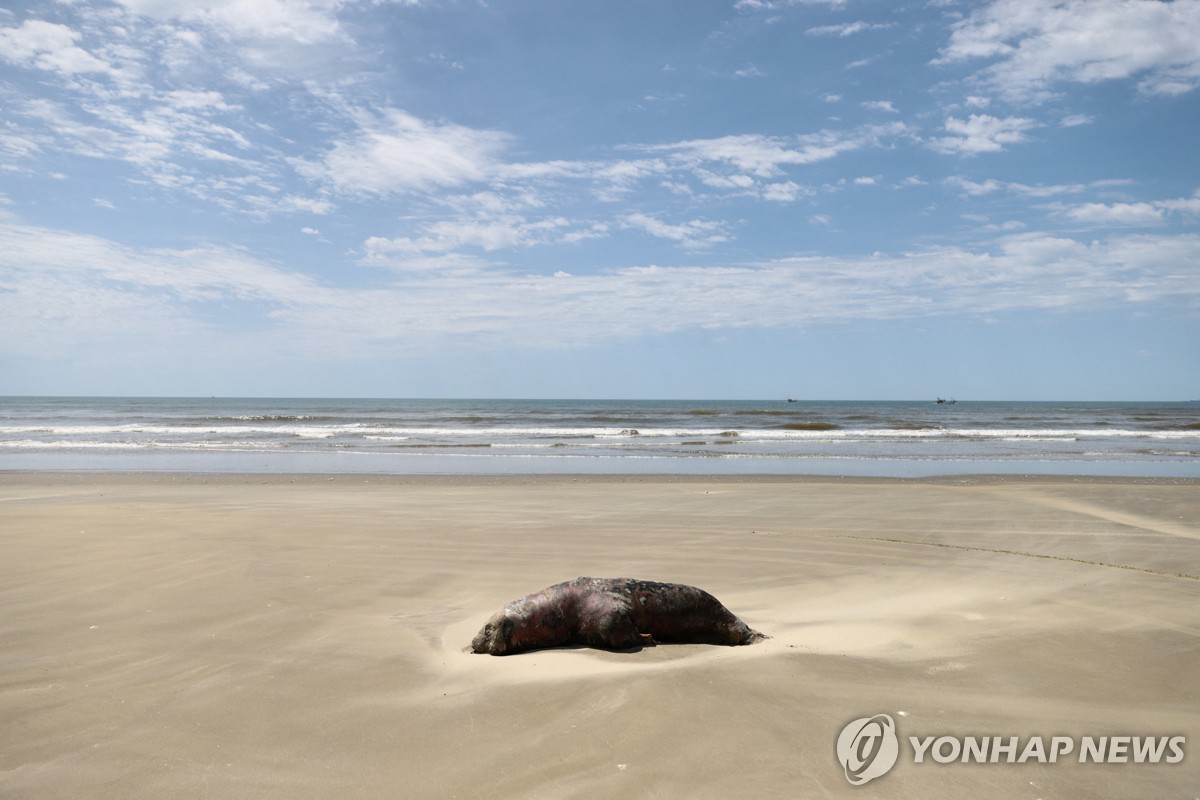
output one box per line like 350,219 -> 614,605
772,422 -> 841,431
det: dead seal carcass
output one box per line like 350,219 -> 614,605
470,576 -> 766,655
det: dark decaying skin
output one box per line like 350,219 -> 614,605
470,576 -> 767,655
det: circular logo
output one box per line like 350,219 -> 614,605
836,714 -> 899,785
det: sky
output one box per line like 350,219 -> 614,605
1,0 -> 1198,400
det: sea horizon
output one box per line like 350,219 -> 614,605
5,394 -> 1198,402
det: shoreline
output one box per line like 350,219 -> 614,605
3,469 -> 1199,486
6,449 -> 1195,480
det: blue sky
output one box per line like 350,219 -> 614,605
1,0 -> 1198,399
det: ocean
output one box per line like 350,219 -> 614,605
1,397 -> 1198,478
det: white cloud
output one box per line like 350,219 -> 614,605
937,0 -> 1200,100
359,250 -> 495,275
0,19 -> 118,77
1057,191 -> 1200,225
621,213 -> 731,248
646,123 -> 907,178
5,220 -> 1199,358
1062,202 -> 1165,226
589,158 -> 670,200
674,168 -> 811,202
930,114 -> 1036,155
497,159 -> 597,183
649,134 -> 815,177
694,169 -> 757,191
274,194 -> 335,215
0,222 -> 316,302
100,0 -> 433,83
861,100 -> 899,113
362,215 -> 601,261
736,0 -> 848,9
1157,194 -> 1200,216
945,176 -> 1002,196
300,109 -> 511,196
1,5 -> 541,222
329,235 -> 1198,347
3,0 -> 1197,378
4,7 -> 893,223
984,220 -> 1027,232
945,175 -> 1121,198
3,51 -> 294,211
806,21 -> 895,37
762,181 -> 808,202
113,0 -> 350,48
1006,181 -> 1088,198
440,190 -> 545,216
0,221 -> 321,355
297,108 -> 631,205
0,125 -> 42,163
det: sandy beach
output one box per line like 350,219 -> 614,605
1,473 -> 1197,799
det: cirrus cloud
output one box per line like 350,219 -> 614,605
4,220 -> 1198,358
297,109 -> 512,197
938,0 -> 1200,100
0,19 -> 118,77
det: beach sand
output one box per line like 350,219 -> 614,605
1,473 -> 1197,799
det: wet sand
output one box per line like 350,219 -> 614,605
1,473 -> 1197,798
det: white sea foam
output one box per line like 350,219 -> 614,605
1,422 -> 1195,442
0,439 -> 284,451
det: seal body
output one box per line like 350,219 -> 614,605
470,577 -> 766,655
